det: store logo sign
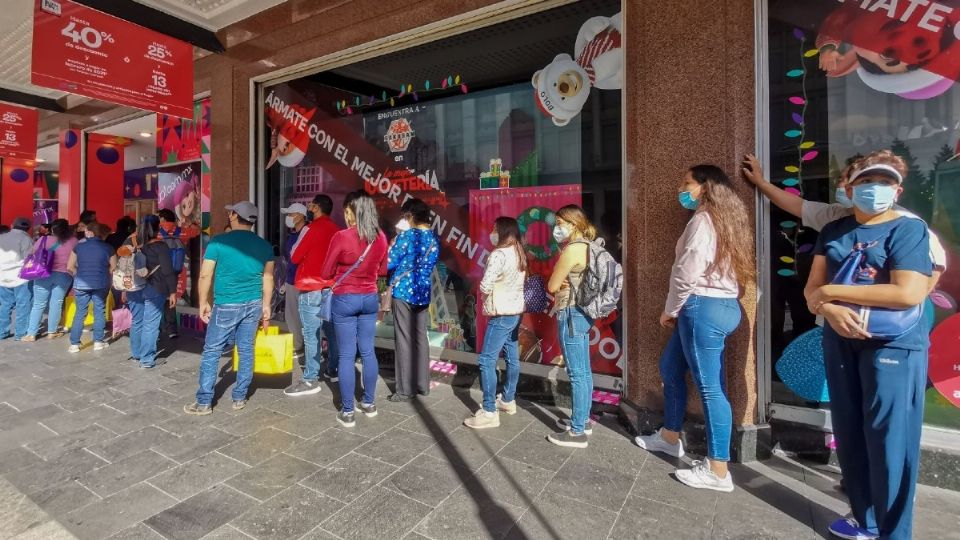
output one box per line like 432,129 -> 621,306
384,118 -> 415,153
40,0 -> 61,16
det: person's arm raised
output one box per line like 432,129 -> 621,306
742,154 -> 804,218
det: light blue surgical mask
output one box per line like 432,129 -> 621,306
679,191 -> 699,210
851,183 -> 898,215
835,187 -> 854,208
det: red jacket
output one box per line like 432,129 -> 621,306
291,215 -> 341,291
320,227 -> 388,295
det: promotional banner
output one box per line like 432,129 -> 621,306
158,99 -> 211,232
31,0 -> 193,118
1,158 -> 37,226
158,162 -> 201,229
124,167 -> 158,200
0,103 -> 39,160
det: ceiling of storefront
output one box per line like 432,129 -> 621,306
132,0 -> 287,30
35,113 -> 158,171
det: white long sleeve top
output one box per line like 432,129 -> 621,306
663,211 -> 739,317
480,247 -> 526,316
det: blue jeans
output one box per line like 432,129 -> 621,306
27,271 -> 73,336
557,307 -> 593,434
0,282 -> 32,340
332,293 -> 379,413
299,289 -> 338,381
823,336 -> 926,540
69,288 -> 109,345
660,295 -> 741,461
196,300 -> 262,405
478,314 -> 521,413
128,286 -> 165,367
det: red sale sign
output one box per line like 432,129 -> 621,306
31,0 -> 193,118
0,103 -> 39,160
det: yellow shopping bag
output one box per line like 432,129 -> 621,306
232,326 -> 295,374
62,293 -> 116,327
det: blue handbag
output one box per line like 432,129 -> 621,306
831,239 -> 922,340
318,241 -> 373,321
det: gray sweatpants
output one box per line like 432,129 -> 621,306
284,283 -> 304,353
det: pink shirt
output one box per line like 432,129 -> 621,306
34,236 -> 78,274
663,211 -> 739,317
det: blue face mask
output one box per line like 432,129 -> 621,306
679,191 -> 699,210
835,187 -> 854,208
851,183 -> 898,214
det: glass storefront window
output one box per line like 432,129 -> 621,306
767,0 -> 960,428
260,0 -> 624,382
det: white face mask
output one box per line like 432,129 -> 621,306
285,216 -> 296,229
489,232 -> 499,246
552,225 -> 570,243
395,218 -> 411,232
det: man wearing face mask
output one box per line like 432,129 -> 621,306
280,203 -> 309,360
285,194 -> 342,396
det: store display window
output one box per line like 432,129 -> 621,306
767,0 -> 960,428
261,0 -> 624,381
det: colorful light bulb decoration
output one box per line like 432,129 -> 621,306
334,74 -> 468,115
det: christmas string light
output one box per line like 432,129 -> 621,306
335,75 -> 468,115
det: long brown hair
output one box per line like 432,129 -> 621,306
555,205 -> 597,241
494,216 -> 527,272
688,165 -> 756,285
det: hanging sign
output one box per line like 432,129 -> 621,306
0,103 -> 39,160
31,0 -> 194,118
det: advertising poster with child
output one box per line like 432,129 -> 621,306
158,162 -> 202,306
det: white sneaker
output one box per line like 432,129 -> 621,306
674,459 -> 734,493
496,395 -> 517,415
634,431 -> 685,458
68,345 -> 81,354
464,409 -> 500,429
556,418 -> 595,435
93,341 -> 109,351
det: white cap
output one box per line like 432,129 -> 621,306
280,203 -> 308,216
849,164 -> 903,185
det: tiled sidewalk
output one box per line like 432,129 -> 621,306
1,334 -> 958,540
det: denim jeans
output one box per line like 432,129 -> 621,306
299,289 -> 338,381
332,293 -> 379,413
557,307 -> 593,434
27,271 -> 73,336
69,288 -> 109,345
128,286 -> 165,367
660,295 -> 741,461
478,314 -> 521,413
0,282 -> 32,340
196,300 -> 262,405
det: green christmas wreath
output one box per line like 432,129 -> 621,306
517,206 -> 559,261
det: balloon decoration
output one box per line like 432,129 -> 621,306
335,75 -> 467,115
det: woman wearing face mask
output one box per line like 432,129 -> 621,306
545,205 -> 598,448
635,165 -> 754,493
386,198 -> 440,402
464,217 -> 527,429
319,191 -> 389,427
804,158 -> 932,540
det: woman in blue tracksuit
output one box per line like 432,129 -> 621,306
804,157 -> 932,540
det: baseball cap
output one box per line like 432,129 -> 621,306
280,203 -> 308,216
225,201 -> 259,222
11,217 -> 30,230
849,164 -> 903,185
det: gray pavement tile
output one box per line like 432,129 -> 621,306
143,484 -> 256,540
470,455 -> 555,509
382,454 -> 468,507
62,482 -> 177,540
300,451 -> 398,503
262,394 -> 337,417
27,480 -> 100,516
107,390 -> 185,415
632,458 -> 719,516
78,449 -> 178,497
0,447 -> 44,475
609,496 -> 715,539
424,428 -> 508,472
506,490 -> 617,540
108,375 -> 180,397
396,408 -> 465,438
4,448 -> 108,495
38,404 -> 126,435
544,456 -> 636,512
231,484 -> 345,540
196,524 -> 250,539
416,487 -> 525,540
157,410 -> 223,436
55,388 -> 127,413
106,522 -> 167,539
570,427 -> 647,475
0,478 -> 50,540
270,412 -> 340,439
26,424 -> 117,460
0,404 -> 65,431
322,485 -> 431,540
147,452 -> 248,501
94,406 -> 177,436
299,527 -> 342,540
1,388 -> 58,411
911,485 -> 960,540
225,453 -> 320,501
355,427 -> 437,467
0,402 -> 17,416
86,426 -> 182,462
0,422 -> 58,453
496,428 -> 575,472
346,409 -> 410,438
218,427 -> 303,466
404,533 -> 432,540
152,426 -> 238,463
9,518 -> 77,540
457,413 -> 536,444
157,380 -> 201,398
286,427 -> 371,466
713,494 -> 817,539
215,408 -> 292,437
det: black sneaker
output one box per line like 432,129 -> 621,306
547,430 -> 589,448
324,373 -> 339,383
184,402 -> 212,416
388,393 -> 411,402
337,410 -> 356,427
168,332 -> 179,339
232,400 -> 247,411
284,379 -> 321,396
358,402 -> 378,417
